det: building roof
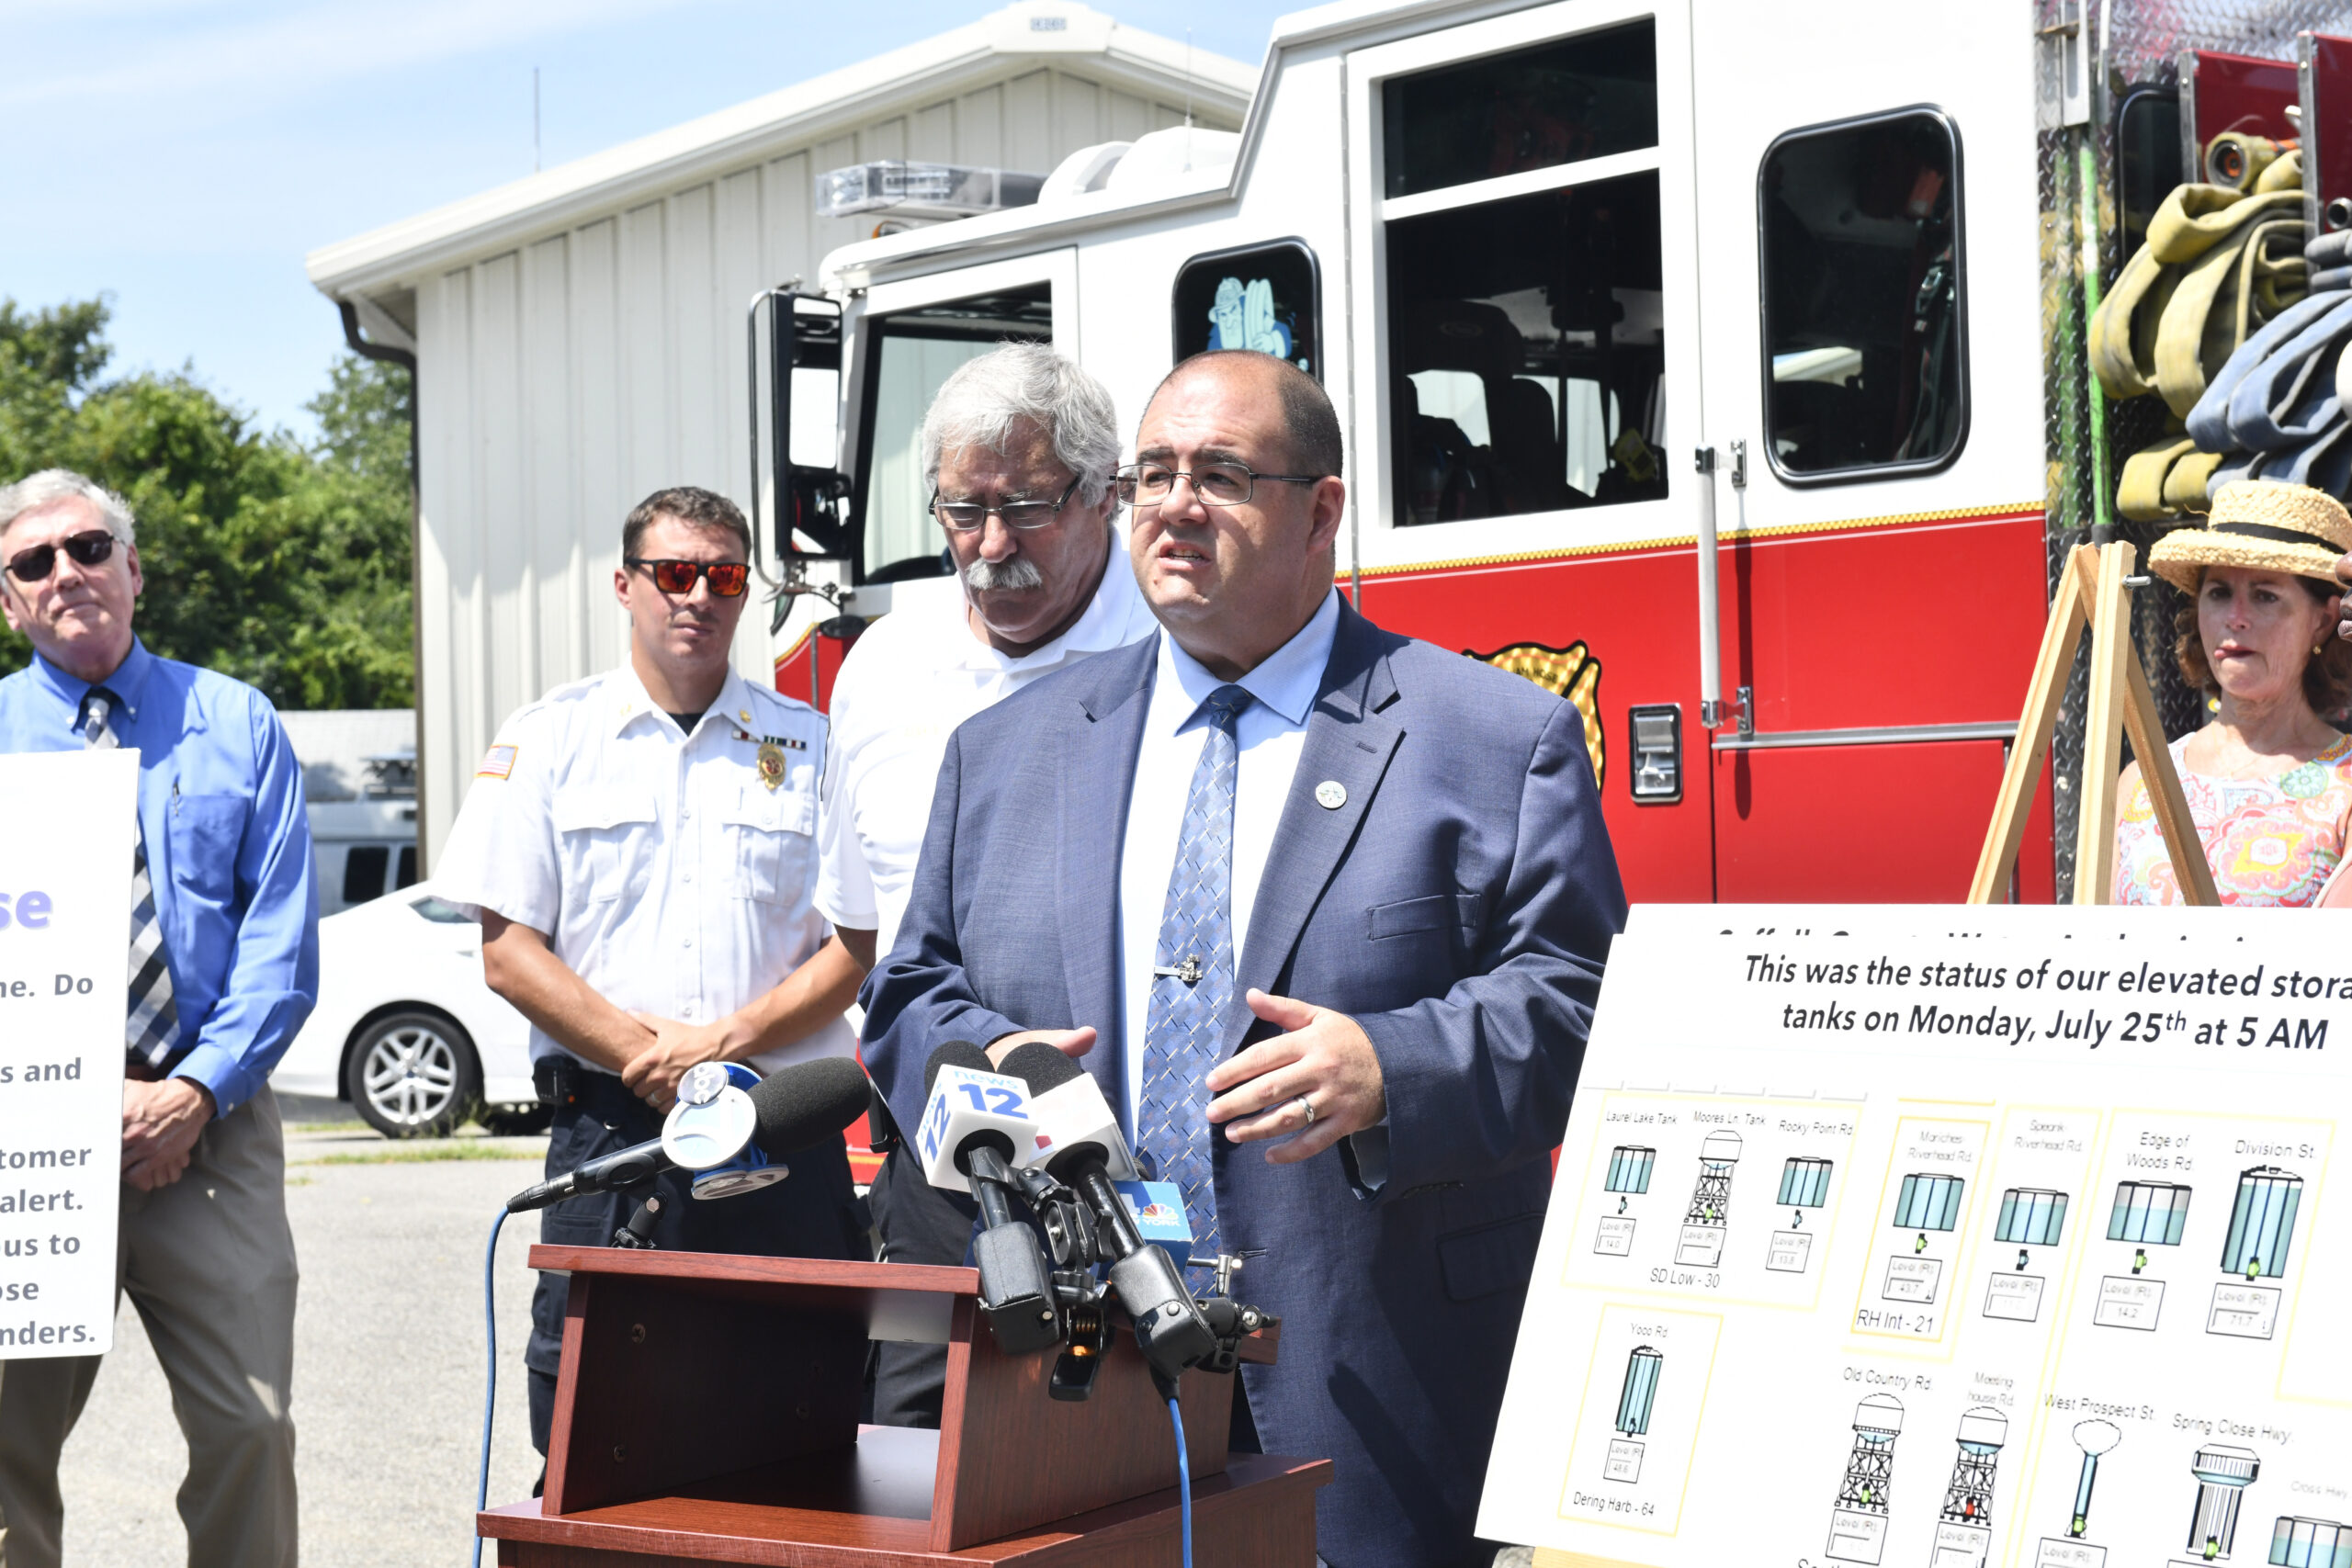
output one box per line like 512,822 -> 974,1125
305,3 -> 1258,303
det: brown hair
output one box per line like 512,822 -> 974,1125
622,486 -> 751,560
2173,570 -> 2352,714
1151,351 -> 1344,480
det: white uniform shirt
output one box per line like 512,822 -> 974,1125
436,662 -> 853,1076
817,533 -> 1159,959
1116,592 -> 1385,1182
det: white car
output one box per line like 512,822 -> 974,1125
273,881 -> 541,1137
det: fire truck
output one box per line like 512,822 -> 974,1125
752,0 -> 2352,907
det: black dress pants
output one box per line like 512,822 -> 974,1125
526,1070 -> 865,1454
865,1145 -> 978,1428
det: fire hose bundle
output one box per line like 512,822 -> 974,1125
2088,136 -> 2314,521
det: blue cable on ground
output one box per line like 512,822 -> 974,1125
1168,1393 -> 1193,1568
474,1207 -> 509,1568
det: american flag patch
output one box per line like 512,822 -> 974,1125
477,744 -> 517,779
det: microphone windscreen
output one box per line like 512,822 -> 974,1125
923,1039 -> 994,1094
1000,1041 -> 1084,1094
748,1056 -> 875,1156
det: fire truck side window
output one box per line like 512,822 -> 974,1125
1386,171 -> 1668,527
1758,109 -> 1967,482
1381,19 -> 1657,199
852,287 -> 1053,582
1171,242 -> 1319,378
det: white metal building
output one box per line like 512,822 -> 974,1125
306,2 -> 1252,862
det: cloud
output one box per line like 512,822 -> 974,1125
0,0 -> 693,115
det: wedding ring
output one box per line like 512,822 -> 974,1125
1294,1095 -> 1317,1127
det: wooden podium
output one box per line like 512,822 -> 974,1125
478,1246 -> 1329,1566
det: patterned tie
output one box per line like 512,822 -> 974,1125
84,691 -> 180,1069
1138,682 -> 1251,1273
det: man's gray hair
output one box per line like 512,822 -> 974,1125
921,343 -> 1121,507
0,469 -> 136,543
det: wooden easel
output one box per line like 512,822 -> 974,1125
1970,541 -> 2220,907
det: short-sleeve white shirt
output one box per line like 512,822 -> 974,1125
435,662 -> 853,1076
817,534 -> 1159,960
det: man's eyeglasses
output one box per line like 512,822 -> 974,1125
5,531 -> 117,584
930,474 -> 1083,531
1114,462 -> 1322,509
627,558 -> 751,597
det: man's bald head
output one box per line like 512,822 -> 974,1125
1146,352 -> 1342,483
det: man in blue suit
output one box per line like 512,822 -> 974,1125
859,351 -> 1626,1567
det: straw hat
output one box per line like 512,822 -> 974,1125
2147,480 -> 2352,593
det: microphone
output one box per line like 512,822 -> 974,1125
918,1043 -> 1058,1354
996,1043 -> 1216,1387
1000,1042 -> 1137,1181
504,1055 -> 871,1213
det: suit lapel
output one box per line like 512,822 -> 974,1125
1057,638 -> 1157,1112
1228,605 -> 1402,1055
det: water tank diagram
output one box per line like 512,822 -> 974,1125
1986,1188 -> 2068,1321
2211,1168 -> 2301,1340
1675,1131 -> 1743,1266
1826,1393 -> 1905,1565
1771,1156 -> 1835,1272
2097,1179 -> 2191,1331
2267,1517 -> 2351,1568
1884,1172 -> 1965,1306
1605,1347 -> 1662,1483
2174,1444 -> 2261,1566
1596,1145 -> 1656,1257
1933,1407 -> 2008,1568
2034,1419 -> 2122,1568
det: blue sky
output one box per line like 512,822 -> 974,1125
4,2 -> 1280,442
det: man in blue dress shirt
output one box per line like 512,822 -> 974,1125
0,469 -> 317,1568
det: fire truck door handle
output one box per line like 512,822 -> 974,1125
1693,446 -> 1724,728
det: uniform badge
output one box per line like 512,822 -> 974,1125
477,744 -> 517,780
756,741 -> 786,792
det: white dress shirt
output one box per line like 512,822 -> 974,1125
435,663 -> 852,1075
1117,591 -> 1341,1122
817,530 -> 1159,959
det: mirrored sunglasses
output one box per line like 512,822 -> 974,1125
627,558 -> 751,597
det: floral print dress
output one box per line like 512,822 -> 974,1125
2113,733 -> 2352,906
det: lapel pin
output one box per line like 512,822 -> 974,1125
1315,779 -> 1347,810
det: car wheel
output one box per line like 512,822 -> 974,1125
347,1011 -> 481,1138
481,1103 -> 553,1136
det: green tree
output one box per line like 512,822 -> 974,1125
0,296 -> 414,708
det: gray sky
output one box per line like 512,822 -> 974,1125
6,1 -> 1278,440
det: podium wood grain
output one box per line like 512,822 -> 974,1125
512,1247 -> 1309,1563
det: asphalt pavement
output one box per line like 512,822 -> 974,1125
54,1094 -> 549,1567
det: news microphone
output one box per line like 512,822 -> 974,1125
918,1043 -> 1058,1354
998,1042 -> 1137,1181
504,1055 -> 872,1213
997,1043 -> 1216,1386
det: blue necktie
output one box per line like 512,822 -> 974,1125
1138,683 -> 1251,1273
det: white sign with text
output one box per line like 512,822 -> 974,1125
1481,904 -> 2352,1568
0,750 -> 132,1359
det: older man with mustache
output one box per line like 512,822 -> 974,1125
816,343 -> 1157,1426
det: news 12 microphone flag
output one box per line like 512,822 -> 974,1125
0,750 -> 135,1358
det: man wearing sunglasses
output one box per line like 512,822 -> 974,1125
816,343 -> 1158,1428
859,353 -> 1626,1568
0,468 -> 317,1568
435,485 -> 867,1464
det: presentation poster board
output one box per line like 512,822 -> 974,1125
0,750 -> 133,1359
1480,904 -> 2352,1568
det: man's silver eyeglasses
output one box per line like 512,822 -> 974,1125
1114,462 -> 1322,509
930,474 -> 1083,531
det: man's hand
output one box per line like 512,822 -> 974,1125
122,1077 -> 213,1191
1205,989 -> 1385,1165
621,1014 -> 733,1111
983,1027 -> 1097,1068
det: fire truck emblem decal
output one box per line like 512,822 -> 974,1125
1469,641 -> 1605,791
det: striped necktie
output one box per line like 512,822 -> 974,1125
1137,682 -> 1251,1275
83,690 -> 180,1069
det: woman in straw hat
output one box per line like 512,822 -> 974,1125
2118,480 -> 2352,905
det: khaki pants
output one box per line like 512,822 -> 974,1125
0,1089 -> 299,1568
